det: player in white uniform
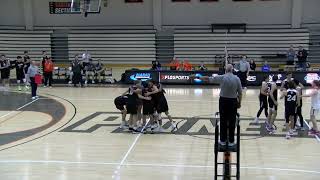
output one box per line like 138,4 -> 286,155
302,80 -> 320,136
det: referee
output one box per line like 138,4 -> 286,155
191,64 -> 242,147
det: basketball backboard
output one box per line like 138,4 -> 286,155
71,0 -> 101,14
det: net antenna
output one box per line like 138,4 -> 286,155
224,31 -> 229,71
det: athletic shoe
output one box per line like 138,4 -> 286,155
68,81 -> 72,84
289,129 -> 295,136
170,123 -> 177,132
92,80 -> 95,84
253,117 -> 259,124
228,142 -> 236,148
300,127 -> 306,131
120,121 -> 128,129
85,80 -> 88,84
285,133 -> 291,139
219,141 -> 226,146
31,96 -> 36,100
43,85 -> 47,88
18,86 -> 22,91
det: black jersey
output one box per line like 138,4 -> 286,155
268,82 -> 278,101
16,61 -> 24,73
285,89 -> 297,107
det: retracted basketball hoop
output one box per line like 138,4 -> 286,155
71,0 -> 101,17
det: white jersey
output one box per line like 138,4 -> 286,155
311,89 -> 320,109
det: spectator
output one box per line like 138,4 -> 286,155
72,56 -> 84,87
151,60 -> 161,70
82,50 -> 91,72
199,61 -> 207,71
95,59 -> 105,83
183,60 -> 192,71
15,56 -> 25,91
249,59 -> 256,71
297,46 -> 308,70
169,58 -> 179,70
287,45 -> 295,65
85,61 -> 96,84
238,55 -> 250,89
27,61 -> 39,99
261,61 -> 271,72
43,57 -> 54,88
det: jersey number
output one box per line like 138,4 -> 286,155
287,95 -> 296,102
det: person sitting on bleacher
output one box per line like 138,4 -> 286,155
261,61 -> 271,72
183,60 -> 192,71
95,59 -> 105,83
199,61 -> 207,71
85,59 -> 95,84
169,58 -> 179,70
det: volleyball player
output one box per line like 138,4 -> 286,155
146,80 -> 176,132
253,76 -> 269,123
280,81 -> 299,139
125,81 -> 151,133
15,56 -> 25,91
141,86 -> 156,132
302,80 -> 320,136
0,54 -> 11,90
114,95 -> 128,129
266,75 -> 278,133
294,79 -> 305,130
23,51 -> 31,89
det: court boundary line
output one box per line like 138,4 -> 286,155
0,160 -> 319,175
0,99 -> 38,120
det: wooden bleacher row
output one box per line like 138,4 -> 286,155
67,32 -> 156,63
174,30 -> 310,62
0,31 -> 52,60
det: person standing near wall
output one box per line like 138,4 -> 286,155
249,59 -> 256,71
43,57 -> 54,88
297,46 -> 308,71
238,55 -> 250,89
0,54 -> 11,90
72,56 -> 84,87
287,45 -> 295,65
27,61 -> 39,100
23,51 -> 31,89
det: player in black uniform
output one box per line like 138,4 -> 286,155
142,86 -> 156,132
294,79 -> 305,131
146,81 -> 176,132
0,54 -> 11,89
124,80 -> 151,133
23,51 -> 31,89
266,75 -> 278,133
15,56 -> 25,91
253,76 -> 269,123
281,81 -> 300,139
114,95 -> 128,129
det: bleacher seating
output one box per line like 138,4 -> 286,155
67,29 -> 156,64
173,27 -> 310,63
0,30 -> 52,60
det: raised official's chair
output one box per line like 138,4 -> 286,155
214,112 -> 240,180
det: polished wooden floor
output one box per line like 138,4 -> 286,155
0,85 -> 319,180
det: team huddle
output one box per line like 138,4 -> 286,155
114,80 -> 176,133
254,72 -> 320,139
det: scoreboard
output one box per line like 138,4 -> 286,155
49,1 -> 80,14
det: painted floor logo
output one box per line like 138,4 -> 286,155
60,112 -> 314,139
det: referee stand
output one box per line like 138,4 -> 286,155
214,112 -> 241,180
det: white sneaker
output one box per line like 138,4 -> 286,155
170,123 -> 176,132
120,121 -> 127,129
92,80 -> 95,84
31,97 -> 36,100
286,132 -> 291,139
85,80 -> 88,84
43,85 -> 47,88
219,141 -> 226,146
68,81 -> 72,84
253,117 -> 259,124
